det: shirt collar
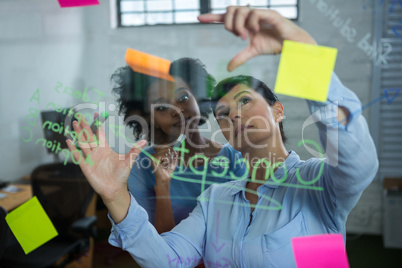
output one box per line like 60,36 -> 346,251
228,179 -> 248,196
228,151 -> 301,196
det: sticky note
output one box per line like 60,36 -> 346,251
58,0 -> 100,8
292,234 -> 349,268
5,196 -> 58,254
125,48 -> 175,82
274,40 -> 337,102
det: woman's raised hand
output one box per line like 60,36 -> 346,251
151,146 -> 178,233
66,113 -> 147,223
198,6 -> 317,71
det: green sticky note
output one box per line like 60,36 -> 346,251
5,196 -> 58,254
274,40 -> 338,102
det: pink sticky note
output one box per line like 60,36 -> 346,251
58,0 -> 100,8
292,234 -> 349,268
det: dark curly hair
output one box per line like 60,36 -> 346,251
111,57 -> 216,140
210,75 -> 287,143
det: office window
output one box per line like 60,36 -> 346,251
117,0 -> 298,27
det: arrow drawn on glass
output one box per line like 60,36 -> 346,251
211,210 -> 225,253
351,88 -> 401,117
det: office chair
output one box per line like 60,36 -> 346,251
0,163 -> 97,268
0,207 -> 9,261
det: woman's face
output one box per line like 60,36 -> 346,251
214,84 -> 283,152
147,77 -> 201,142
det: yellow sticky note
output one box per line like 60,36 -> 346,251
274,40 -> 338,102
5,196 -> 58,254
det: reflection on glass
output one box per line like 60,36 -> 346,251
270,0 -> 297,5
146,12 -> 173,24
175,11 -> 200,23
146,0 -> 173,11
174,0 -> 199,10
270,6 -> 297,19
122,13 -> 145,26
211,0 -> 298,19
211,0 -> 237,9
120,0 -> 298,26
121,1 -> 144,12
239,0 -> 267,6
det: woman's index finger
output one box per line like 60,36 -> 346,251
197,13 -> 225,23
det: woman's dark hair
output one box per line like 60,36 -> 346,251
111,57 -> 215,140
211,75 -> 287,143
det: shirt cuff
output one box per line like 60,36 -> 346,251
108,192 -> 149,247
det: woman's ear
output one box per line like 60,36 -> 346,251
273,102 -> 285,122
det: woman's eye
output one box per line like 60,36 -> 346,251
216,112 -> 229,121
178,94 -> 189,102
155,105 -> 168,111
239,97 -> 251,105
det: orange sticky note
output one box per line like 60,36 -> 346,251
125,48 -> 174,82
292,234 -> 349,268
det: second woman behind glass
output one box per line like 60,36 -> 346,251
111,58 -> 245,233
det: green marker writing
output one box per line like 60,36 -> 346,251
74,111 -> 109,150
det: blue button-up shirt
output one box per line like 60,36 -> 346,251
127,143 -> 244,226
108,73 -> 378,267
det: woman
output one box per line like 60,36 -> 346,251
67,6 -> 378,267
110,58 -> 244,233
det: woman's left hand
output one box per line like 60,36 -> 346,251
152,146 -> 178,189
198,6 -> 317,71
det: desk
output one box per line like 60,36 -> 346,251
0,184 -> 32,211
